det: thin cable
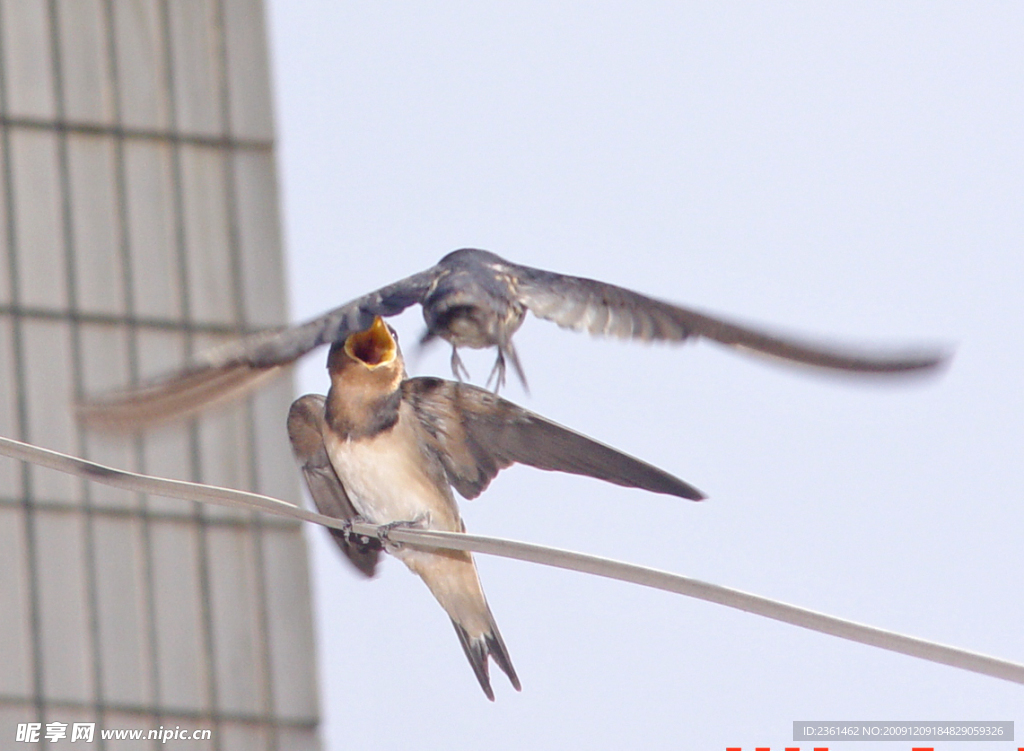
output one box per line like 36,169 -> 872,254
1,434 -> 1022,688
0,435 -> 313,521
362,524 -> 1024,686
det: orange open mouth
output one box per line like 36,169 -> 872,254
344,316 -> 397,367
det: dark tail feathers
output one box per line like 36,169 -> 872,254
450,617 -> 521,701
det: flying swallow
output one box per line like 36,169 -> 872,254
287,316 -> 703,698
78,248 -> 948,427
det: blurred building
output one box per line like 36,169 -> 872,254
0,2 -> 320,748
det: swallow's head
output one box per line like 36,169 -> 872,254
328,316 -> 405,397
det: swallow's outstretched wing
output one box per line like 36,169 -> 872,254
402,377 -> 705,501
78,248 -> 949,430
287,394 -> 381,577
508,260 -> 946,374
77,269 -> 438,428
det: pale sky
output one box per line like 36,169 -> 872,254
266,3 -> 1023,749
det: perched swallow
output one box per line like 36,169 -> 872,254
78,248 -> 948,427
287,316 -> 703,698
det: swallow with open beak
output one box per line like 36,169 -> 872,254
286,316 -> 703,699
78,248 -> 949,427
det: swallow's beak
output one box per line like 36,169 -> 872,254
344,316 -> 397,368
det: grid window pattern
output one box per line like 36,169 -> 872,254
0,2 -> 320,749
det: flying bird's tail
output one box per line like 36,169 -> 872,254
401,547 -> 520,700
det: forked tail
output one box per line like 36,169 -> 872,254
450,611 -> 521,701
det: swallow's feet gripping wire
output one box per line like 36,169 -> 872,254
375,514 -> 431,552
339,518 -> 380,553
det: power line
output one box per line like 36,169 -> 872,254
2,433 -> 1021,688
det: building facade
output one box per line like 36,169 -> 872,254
0,1 -> 320,748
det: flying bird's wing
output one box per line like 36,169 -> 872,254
403,377 -> 705,501
287,394 -> 381,577
511,264 -> 947,374
77,268 -> 439,429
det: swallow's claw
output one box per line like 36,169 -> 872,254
376,515 -> 430,550
485,352 -> 507,393
341,517 -> 378,550
338,517 -> 377,554
338,518 -> 354,541
450,347 -> 472,382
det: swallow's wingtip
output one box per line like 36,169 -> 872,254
866,345 -> 956,378
930,345 -> 957,370
671,481 -> 707,501
891,345 -> 954,373
74,398 -> 145,433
